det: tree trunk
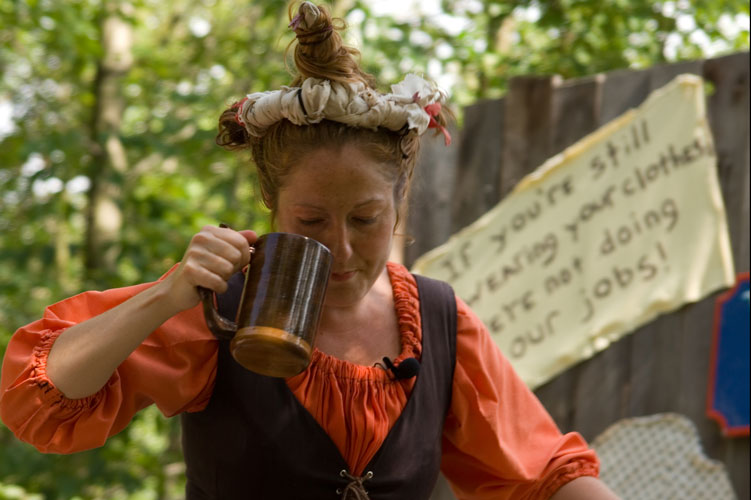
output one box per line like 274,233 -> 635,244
84,2 -> 133,282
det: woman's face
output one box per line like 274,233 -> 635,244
276,144 -> 398,309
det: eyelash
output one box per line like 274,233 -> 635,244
299,219 -> 324,226
353,216 -> 377,225
297,216 -> 377,226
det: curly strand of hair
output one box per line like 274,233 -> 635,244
399,131 -> 420,191
297,29 -> 334,46
216,108 -> 250,151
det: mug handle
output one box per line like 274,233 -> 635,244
198,286 -> 238,340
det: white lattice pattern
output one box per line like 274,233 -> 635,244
592,413 -> 736,500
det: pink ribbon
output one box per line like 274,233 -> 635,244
424,102 -> 451,146
232,97 -> 249,126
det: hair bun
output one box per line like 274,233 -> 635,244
287,1 -> 375,89
292,1 -> 321,30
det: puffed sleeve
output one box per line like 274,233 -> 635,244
441,297 -> 599,499
0,270 -> 218,454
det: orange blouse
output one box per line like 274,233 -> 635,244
0,262 -> 598,499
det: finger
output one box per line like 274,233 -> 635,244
184,244 -> 238,281
179,259 -> 231,294
192,227 -> 246,267
206,225 -> 256,254
238,230 -> 258,246
213,226 -> 256,267
195,267 -> 231,294
237,230 -> 257,266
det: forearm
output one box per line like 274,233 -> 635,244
550,476 -> 621,500
46,280 -> 181,399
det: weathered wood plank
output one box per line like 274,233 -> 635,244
570,340 -> 633,441
646,314 -> 687,413
551,75 -> 603,152
599,67 -> 651,124
648,59 -> 703,90
741,148 -> 750,273
724,437 -> 750,500
405,127 -> 460,267
624,317 -> 673,416
677,296 -> 722,450
741,143 -> 750,274
700,51 -> 750,500
501,75 -> 558,198
449,98 -> 504,234
704,51 -> 751,274
534,365 -> 577,433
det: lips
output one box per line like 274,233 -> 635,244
330,270 -> 356,282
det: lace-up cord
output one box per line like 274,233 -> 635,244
335,469 -> 374,499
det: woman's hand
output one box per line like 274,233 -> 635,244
160,226 -> 257,313
46,225 -> 256,399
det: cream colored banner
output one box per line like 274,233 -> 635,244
412,75 -> 735,389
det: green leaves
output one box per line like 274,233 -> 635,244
354,0 -> 749,105
0,1 -> 279,497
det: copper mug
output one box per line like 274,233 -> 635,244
200,232 -> 332,377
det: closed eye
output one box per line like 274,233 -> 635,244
298,218 -> 324,226
353,216 -> 377,225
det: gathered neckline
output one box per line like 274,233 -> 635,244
289,262 -> 421,383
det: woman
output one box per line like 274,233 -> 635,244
0,2 -> 619,499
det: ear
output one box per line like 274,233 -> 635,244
393,201 -> 406,234
393,174 -> 409,205
261,190 -> 274,211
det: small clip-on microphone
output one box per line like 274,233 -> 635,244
379,356 -> 420,380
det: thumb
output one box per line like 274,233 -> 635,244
239,230 -> 258,246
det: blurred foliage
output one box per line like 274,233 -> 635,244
351,0 -> 750,104
0,0 -> 747,498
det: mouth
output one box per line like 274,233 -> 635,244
330,270 -> 356,282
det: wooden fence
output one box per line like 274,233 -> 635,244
405,52 -> 750,499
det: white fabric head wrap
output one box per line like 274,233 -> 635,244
234,73 -> 449,141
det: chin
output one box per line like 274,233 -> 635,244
322,280 -> 369,308
323,289 -> 364,309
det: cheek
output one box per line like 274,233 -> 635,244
274,211 -> 301,234
364,220 -> 396,257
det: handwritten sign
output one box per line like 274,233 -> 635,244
412,75 -> 735,389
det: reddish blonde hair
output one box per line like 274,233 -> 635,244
216,2 -> 450,216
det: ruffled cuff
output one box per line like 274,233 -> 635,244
536,458 -> 600,499
29,329 -> 107,413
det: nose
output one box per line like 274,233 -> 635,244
325,222 -> 354,264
